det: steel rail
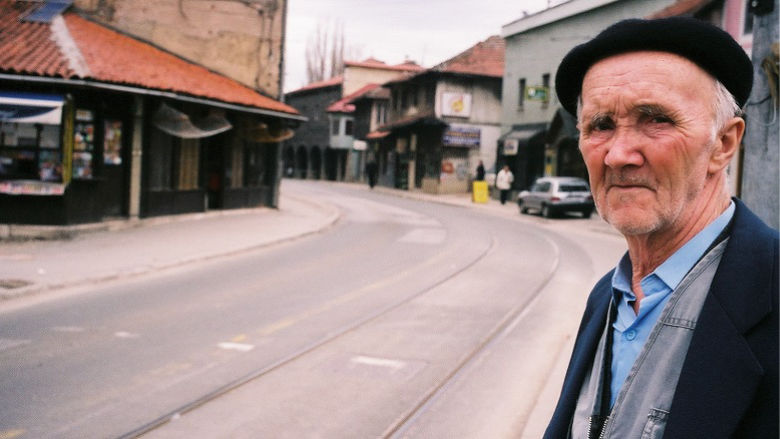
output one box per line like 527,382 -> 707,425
116,231 -> 499,439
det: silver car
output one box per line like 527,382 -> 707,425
518,176 -> 595,218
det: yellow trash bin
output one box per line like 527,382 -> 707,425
472,181 -> 489,203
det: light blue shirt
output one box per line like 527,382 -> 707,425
609,201 -> 735,407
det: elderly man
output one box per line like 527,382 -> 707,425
544,17 -> 778,439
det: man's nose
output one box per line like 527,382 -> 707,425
603,125 -> 645,169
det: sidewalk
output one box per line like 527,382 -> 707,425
0,188 -> 339,300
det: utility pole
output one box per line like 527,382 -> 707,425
742,0 -> 779,229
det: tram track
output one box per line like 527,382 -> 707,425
119,233 -> 507,439
383,230 -> 561,438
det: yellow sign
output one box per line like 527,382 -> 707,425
472,181 -> 489,203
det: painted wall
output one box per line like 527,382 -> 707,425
73,0 -> 286,99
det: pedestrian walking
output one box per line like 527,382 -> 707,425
475,160 -> 485,181
495,165 -> 513,205
544,17 -> 778,439
365,158 -> 378,189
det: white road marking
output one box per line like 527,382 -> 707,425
398,228 -> 446,244
52,326 -> 85,333
217,342 -> 254,352
0,339 -> 31,353
114,331 -> 140,339
351,355 -> 407,371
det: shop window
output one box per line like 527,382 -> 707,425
0,122 -> 63,182
148,128 -> 175,190
244,143 -> 267,187
103,119 -> 123,165
72,109 -> 95,179
177,138 -> 199,190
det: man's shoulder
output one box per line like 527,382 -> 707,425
582,270 -> 615,315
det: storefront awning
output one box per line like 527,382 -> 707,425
498,129 -> 539,156
0,91 -> 64,125
153,103 -> 233,139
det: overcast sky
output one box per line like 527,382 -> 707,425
283,0 -> 555,92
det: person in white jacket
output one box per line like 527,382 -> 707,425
495,165 -> 514,205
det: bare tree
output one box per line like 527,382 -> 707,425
305,20 -> 359,84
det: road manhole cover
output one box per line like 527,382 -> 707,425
0,279 -> 33,289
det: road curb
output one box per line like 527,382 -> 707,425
0,196 -> 342,301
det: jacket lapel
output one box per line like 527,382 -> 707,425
664,200 -> 775,438
544,274 -> 613,438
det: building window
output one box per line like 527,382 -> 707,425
376,103 -> 386,125
345,119 -> 354,136
542,73 -> 550,104
411,87 -> 418,107
518,78 -> 526,111
331,118 -> 340,136
743,1 -> 754,35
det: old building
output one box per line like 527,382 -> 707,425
375,36 -> 505,193
72,0 -> 286,98
500,0 -> 759,196
283,59 -> 422,181
0,0 -> 301,225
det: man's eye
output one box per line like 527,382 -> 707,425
591,120 -> 614,132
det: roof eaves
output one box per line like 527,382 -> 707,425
0,72 -> 307,121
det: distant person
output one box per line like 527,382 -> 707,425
365,159 -> 378,189
495,165 -> 513,205
475,160 -> 485,181
544,17 -> 778,438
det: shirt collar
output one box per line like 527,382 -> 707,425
612,201 -> 735,297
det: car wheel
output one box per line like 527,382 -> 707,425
582,210 -> 592,219
518,202 -> 528,214
542,204 -> 552,218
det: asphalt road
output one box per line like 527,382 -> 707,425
0,182 -> 626,438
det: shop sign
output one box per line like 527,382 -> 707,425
441,92 -> 472,117
442,126 -> 480,147
0,180 -> 65,196
526,86 -> 549,102
504,138 -> 519,156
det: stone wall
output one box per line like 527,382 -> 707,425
73,0 -> 285,98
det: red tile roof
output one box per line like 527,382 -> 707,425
344,58 -> 424,72
286,76 -> 344,95
432,35 -> 505,78
326,83 -> 383,113
0,1 -> 298,115
649,0 -> 714,18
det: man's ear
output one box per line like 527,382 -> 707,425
709,117 -> 745,174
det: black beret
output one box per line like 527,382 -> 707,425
555,17 -> 754,117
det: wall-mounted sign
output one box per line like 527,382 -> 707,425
526,86 -> 549,102
443,126 -> 480,147
504,138 -> 519,156
441,92 -> 472,117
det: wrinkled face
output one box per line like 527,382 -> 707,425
578,51 -> 719,236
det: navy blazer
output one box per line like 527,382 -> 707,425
544,199 -> 779,438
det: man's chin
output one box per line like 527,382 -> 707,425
603,209 -> 660,236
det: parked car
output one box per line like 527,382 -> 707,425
518,176 -> 595,218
